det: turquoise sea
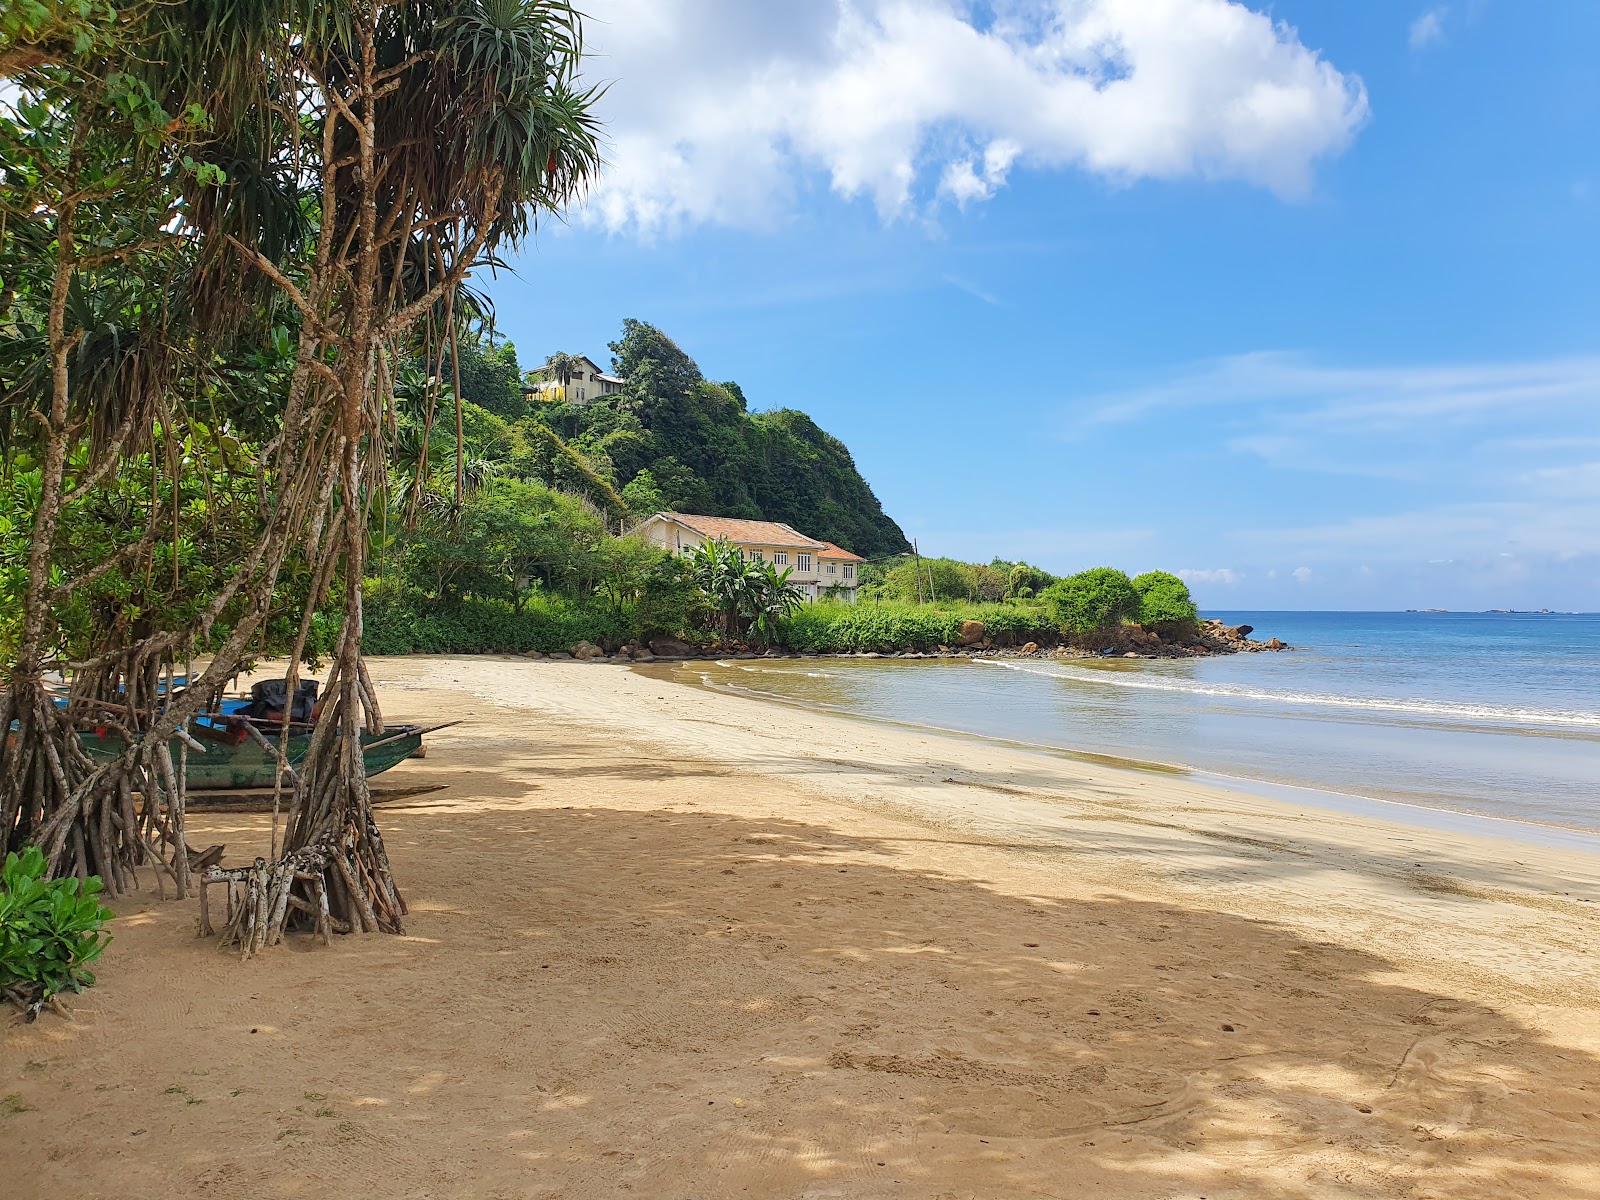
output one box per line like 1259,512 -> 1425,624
686,611 -> 1600,835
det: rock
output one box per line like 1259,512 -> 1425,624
631,649 -> 656,661
1229,624 -> 1254,640
649,636 -> 693,658
547,650 -> 572,661
956,620 -> 986,646
570,641 -> 605,660
521,650 -> 547,660
1266,638 -> 1286,650
1021,642 -> 1039,655
608,654 -> 632,663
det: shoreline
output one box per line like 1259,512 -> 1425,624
667,654 -> 1600,849
7,654 -> 1599,1197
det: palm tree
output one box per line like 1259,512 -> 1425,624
543,351 -> 585,403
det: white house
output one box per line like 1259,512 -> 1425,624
527,355 -> 625,407
634,512 -> 865,603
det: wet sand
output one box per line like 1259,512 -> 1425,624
4,654 -> 1598,1198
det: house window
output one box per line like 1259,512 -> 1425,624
749,549 -> 763,562
844,565 -> 854,579
826,563 -> 836,574
797,554 -> 811,572
774,552 -> 788,565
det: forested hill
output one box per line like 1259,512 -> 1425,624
502,320 -> 910,557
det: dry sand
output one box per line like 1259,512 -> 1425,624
4,654 -> 1599,1199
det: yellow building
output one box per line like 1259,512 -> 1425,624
634,512 -> 864,603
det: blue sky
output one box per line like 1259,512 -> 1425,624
489,0 -> 1600,611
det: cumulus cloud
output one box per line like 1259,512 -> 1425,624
1409,7 -> 1447,50
1292,566 -> 1313,583
576,0 -> 1369,234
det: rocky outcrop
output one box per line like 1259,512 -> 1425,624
649,636 -> 693,658
956,620 -> 986,646
570,641 -> 606,660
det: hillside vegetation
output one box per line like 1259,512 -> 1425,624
449,319 -> 909,557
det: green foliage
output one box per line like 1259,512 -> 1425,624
1005,561 -> 1057,600
0,846 -> 114,1017
1132,570 -> 1199,628
685,539 -> 806,643
1043,567 -> 1141,635
362,593 -> 632,656
516,320 -> 909,556
778,602 -> 1053,653
446,336 -> 529,420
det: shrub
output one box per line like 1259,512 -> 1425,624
777,601 -> 1054,653
362,593 -> 634,655
0,847 -> 115,1020
1131,571 -> 1199,629
1043,568 -> 1141,635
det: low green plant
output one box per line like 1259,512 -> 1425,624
0,847 -> 115,1021
778,601 -> 1054,653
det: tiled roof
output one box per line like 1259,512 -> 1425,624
815,540 -> 865,563
657,512 -> 826,550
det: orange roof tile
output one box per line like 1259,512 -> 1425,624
815,540 -> 865,563
657,512 -> 826,550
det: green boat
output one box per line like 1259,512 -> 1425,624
77,722 -> 427,791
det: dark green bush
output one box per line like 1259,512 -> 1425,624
778,602 -> 1053,653
362,594 -> 633,655
1043,567 -> 1141,635
1131,570 -> 1199,628
0,846 -> 115,1020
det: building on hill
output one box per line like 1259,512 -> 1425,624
634,512 -> 865,603
527,354 -> 625,407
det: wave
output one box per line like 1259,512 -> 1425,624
975,659 -> 1600,729
716,660 -> 837,679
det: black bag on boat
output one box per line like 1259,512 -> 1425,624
241,678 -> 318,722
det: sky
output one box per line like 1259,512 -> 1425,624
488,0 -> 1600,611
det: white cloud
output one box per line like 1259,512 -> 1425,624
1072,352 -> 1600,481
1409,7 -> 1447,51
1178,567 -> 1241,585
1292,566 -> 1313,582
576,0 -> 1369,234
943,274 -> 1003,306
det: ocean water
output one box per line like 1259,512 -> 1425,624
683,611 -> 1600,833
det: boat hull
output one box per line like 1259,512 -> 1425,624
77,725 -> 422,791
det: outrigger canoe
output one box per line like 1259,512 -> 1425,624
75,719 -> 438,791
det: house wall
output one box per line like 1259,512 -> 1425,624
638,517 -> 858,603
531,359 -> 623,408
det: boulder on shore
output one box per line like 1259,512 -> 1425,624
570,640 -> 606,660
1021,642 -> 1039,655
546,650 -> 573,661
649,637 -> 693,658
956,620 -> 986,647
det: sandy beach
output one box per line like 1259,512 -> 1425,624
5,654 -> 1599,1199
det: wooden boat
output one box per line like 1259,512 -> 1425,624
76,721 -> 432,791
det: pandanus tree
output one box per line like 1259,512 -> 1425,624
0,0 -> 603,950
